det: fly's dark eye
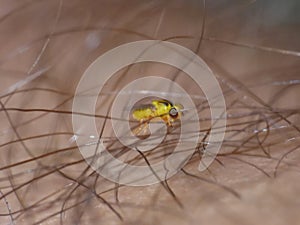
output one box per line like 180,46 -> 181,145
169,107 -> 178,118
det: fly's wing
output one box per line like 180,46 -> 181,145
131,103 -> 156,111
132,122 -> 150,137
132,99 -> 171,112
154,99 -> 174,107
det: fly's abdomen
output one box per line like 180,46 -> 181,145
132,107 -> 154,121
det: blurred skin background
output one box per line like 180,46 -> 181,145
0,0 -> 300,224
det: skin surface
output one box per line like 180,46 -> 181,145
0,1 -> 300,225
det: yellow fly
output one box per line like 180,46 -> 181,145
131,99 -> 183,135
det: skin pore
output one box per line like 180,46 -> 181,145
0,0 -> 300,224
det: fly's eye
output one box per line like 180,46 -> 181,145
169,107 -> 178,118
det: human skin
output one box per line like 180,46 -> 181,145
0,1 -> 300,224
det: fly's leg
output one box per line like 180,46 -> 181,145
161,115 -> 173,127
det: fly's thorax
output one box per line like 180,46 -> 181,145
151,100 -> 172,118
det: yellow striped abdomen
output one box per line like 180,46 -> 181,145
132,107 -> 155,121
